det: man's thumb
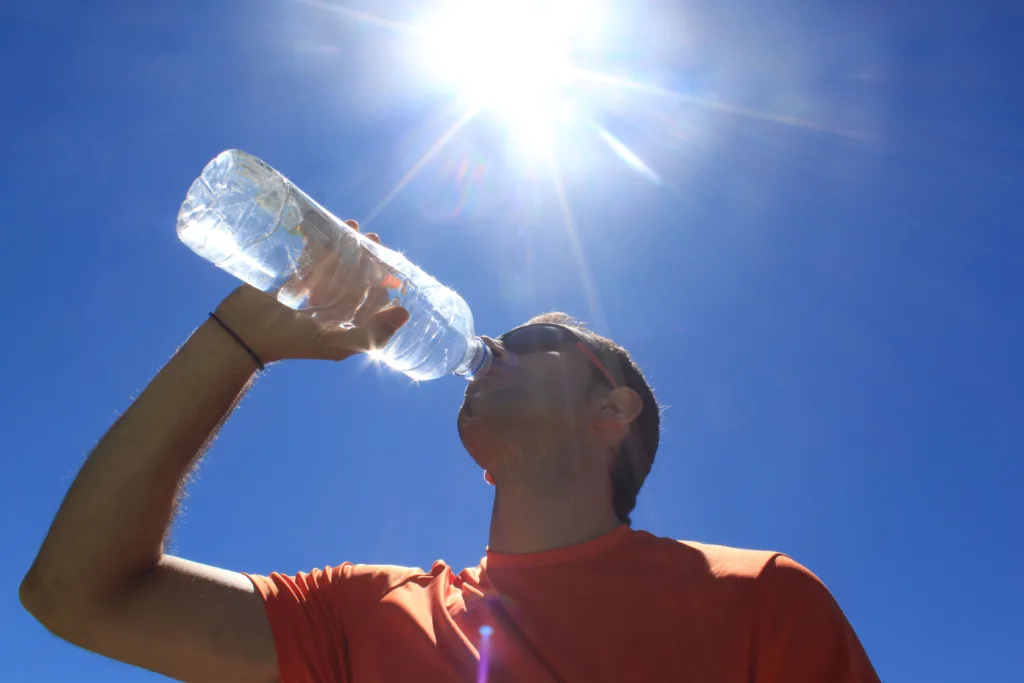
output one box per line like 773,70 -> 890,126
318,306 -> 410,360
367,306 -> 410,349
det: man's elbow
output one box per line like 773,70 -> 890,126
21,566 -> 68,635
19,564 -> 52,621
20,564 -> 93,643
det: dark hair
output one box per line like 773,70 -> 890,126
526,312 -> 661,526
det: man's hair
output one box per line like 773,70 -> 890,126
526,312 -> 661,526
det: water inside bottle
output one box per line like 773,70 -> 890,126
178,150 -> 491,381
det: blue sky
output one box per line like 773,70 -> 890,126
3,1 -> 1022,680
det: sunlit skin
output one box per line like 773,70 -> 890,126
458,335 -> 643,554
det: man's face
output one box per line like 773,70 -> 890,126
457,326 -> 607,483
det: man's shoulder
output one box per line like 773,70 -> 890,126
630,529 -> 783,580
680,539 -> 783,578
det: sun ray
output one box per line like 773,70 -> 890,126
294,0 -> 423,35
546,154 -> 610,334
477,625 -> 494,683
585,118 -> 661,184
353,347 -> 390,379
361,106 -> 479,227
571,67 -> 875,142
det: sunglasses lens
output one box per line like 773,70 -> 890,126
502,325 -> 570,355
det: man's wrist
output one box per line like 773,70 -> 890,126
195,313 -> 266,377
212,286 -> 279,363
208,312 -> 265,371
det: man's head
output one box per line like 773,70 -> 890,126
457,312 -> 660,525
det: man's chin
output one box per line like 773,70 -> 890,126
457,395 -> 480,423
456,405 -> 502,440
457,411 -> 494,469
456,404 -> 482,441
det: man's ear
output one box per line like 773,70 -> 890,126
595,386 -> 642,429
610,387 -> 643,425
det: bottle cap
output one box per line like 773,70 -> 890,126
461,338 -> 493,380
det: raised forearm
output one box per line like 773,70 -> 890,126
23,314 -> 259,614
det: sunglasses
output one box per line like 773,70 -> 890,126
498,323 -> 619,389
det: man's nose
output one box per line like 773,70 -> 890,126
486,356 -> 518,377
481,337 -> 510,365
476,338 -> 519,380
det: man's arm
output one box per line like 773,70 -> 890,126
20,294 -> 275,682
752,554 -> 880,683
20,247 -> 408,681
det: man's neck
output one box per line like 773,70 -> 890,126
486,477 -> 622,555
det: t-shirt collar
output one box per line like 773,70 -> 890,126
483,525 -> 633,570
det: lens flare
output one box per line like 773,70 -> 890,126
421,0 -> 592,154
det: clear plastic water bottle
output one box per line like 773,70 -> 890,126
176,149 -> 492,381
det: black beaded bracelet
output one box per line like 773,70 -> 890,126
208,312 -> 265,372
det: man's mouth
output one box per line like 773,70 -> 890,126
467,370 -> 502,391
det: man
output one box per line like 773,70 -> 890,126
21,222 -> 879,683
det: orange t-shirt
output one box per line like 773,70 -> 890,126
245,526 -> 879,683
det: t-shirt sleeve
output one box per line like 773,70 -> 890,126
244,563 -> 423,683
752,555 -> 880,683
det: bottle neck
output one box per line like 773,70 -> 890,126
455,337 -> 493,379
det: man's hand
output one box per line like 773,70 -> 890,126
214,220 -> 410,365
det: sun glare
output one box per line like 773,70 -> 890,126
421,0 -> 592,151
297,0 -> 873,349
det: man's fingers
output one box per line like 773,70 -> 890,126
311,285 -> 367,323
365,306 -> 410,349
352,285 -> 391,328
344,219 -> 360,231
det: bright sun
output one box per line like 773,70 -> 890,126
421,0 -> 596,151
305,0 -> 862,226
